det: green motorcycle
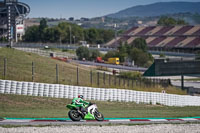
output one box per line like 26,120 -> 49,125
66,103 -> 104,121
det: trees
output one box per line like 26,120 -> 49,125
157,16 -> 187,26
130,38 -> 147,52
23,20 -> 114,44
39,18 -> 48,42
104,50 -> 118,60
76,46 -> 101,61
23,25 -> 40,42
76,46 -> 90,60
84,28 -> 99,44
89,49 -> 101,61
104,38 -> 153,67
129,48 -> 153,67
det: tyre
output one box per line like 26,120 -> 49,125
68,110 -> 81,121
94,111 -> 104,121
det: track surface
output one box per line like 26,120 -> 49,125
1,117 -> 200,126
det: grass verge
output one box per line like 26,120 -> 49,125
0,94 -> 199,118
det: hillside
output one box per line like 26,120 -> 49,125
0,48 -> 186,94
107,2 -> 200,18
0,48 -> 93,86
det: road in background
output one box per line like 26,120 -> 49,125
0,43 -> 196,58
73,60 -> 147,72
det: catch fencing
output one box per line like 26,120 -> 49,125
0,79 -> 200,107
14,47 -> 76,58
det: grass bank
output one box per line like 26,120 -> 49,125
0,48 -> 186,95
0,94 -> 199,118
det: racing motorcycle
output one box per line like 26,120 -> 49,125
66,103 -> 104,121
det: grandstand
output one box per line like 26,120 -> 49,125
107,25 -> 200,52
0,0 -> 30,42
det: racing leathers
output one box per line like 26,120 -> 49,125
71,98 -> 90,114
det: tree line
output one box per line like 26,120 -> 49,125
157,16 -> 187,26
23,19 -> 115,44
76,38 -> 153,67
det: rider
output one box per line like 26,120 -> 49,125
71,95 -> 90,114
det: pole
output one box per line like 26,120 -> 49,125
97,72 -> 99,87
114,23 -> 117,46
128,79 -> 129,88
123,78 -> 125,88
103,72 -> 106,85
90,70 -> 92,85
56,64 -> 58,84
69,26 -> 72,45
181,75 -> 184,90
4,58 -> 7,79
73,36 -> 76,44
109,74 -> 111,86
32,62 -> 34,82
114,76 -> 116,86
77,67 -> 79,85
132,80 -> 134,88
119,78 -> 121,87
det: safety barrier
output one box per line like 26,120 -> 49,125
0,79 -> 200,106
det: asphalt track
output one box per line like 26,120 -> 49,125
1,117 -> 200,126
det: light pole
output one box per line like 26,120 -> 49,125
73,36 -> 76,44
114,23 -> 117,46
69,25 -> 72,45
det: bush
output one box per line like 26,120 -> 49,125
76,46 -> 90,60
118,71 -> 142,79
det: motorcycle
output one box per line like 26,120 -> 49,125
66,103 -> 104,121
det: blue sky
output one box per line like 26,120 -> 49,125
19,0 -> 200,19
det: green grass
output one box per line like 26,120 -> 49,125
0,48 -> 187,95
0,94 -> 200,118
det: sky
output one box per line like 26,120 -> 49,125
18,0 -> 200,19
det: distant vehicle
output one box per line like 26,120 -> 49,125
96,57 -> 104,63
106,58 -> 120,65
44,46 -> 49,49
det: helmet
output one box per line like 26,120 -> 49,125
78,95 -> 84,99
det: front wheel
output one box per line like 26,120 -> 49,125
68,110 -> 81,121
94,111 -> 104,121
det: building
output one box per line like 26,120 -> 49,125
0,0 -> 30,43
107,25 -> 200,52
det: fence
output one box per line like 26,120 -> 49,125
0,79 -> 200,106
14,47 -> 76,58
0,57 -> 170,90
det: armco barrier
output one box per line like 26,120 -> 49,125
0,79 -> 200,106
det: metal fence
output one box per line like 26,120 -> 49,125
14,47 -> 76,58
0,79 -> 200,106
0,57 -> 170,90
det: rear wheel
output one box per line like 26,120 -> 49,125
68,110 -> 81,121
94,110 -> 104,121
